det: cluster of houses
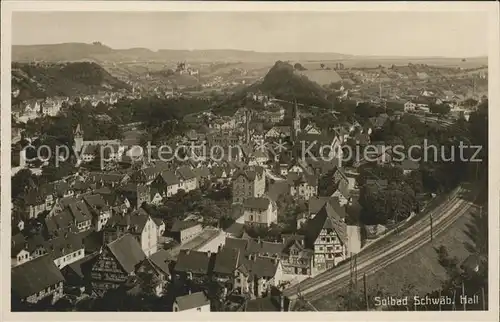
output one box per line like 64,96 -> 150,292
11,89 -> 132,124
12,86 -> 443,311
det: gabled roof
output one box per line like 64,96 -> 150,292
158,170 -> 180,186
175,291 -> 210,311
44,232 -> 84,259
174,250 -> 213,275
170,220 -> 200,232
303,203 -> 347,248
106,234 -> 146,274
240,256 -> 279,279
148,249 -> 173,276
233,166 -> 264,181
243,197 -> 271,211
106,210 -> 150,234
176,166 -> 196,181
225,237 -> 249,253
11,255 -> 65,299
213,247 -> 240,275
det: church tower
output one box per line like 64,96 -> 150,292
292,99 -> 301,139
73,123 -> 84,152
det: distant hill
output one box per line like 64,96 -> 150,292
213,60 -> 333,116
256,61 -> 330,105
12,43 -> 352,63
12,61 -> 130,101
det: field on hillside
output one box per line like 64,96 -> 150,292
312,209 -> 479,311
294,69 -> 342,85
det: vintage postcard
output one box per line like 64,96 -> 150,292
1,1 -> 499,321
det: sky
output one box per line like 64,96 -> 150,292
12,11 -> 489,57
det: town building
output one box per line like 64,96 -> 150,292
232,166 -> 266,204
103,208 -> 159,256
243,197 -> 278,228
302,203 -> 348,272
170,220 -> 203,244
11,255 -> 65,305
173,291 -> 211,312
90,234 -> 147,296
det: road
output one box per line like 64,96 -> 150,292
284,183 -> 482,304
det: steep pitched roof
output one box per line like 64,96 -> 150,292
106,234 -> 146,274
170,220 -> 200,232
213,247 -> 240,275
225,237 -> 249,253
148,249 -> 173,276
241,256 -> 279,279
11,255 -> 65,299
233,166 -> 264,181
176,166 -> 196,181
303,203 -> 347,248
174,250 -> 213,275
106,210 -> 150,234
159,170 -> 180,185
175,291 -> 210,311
243,197 -> 271,211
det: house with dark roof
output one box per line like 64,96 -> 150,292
232,166 -> 265,204
44,232 -> 85,269
331,178 -> 351,206
244,294 -> 290,312
170,219 -> 202,244
286,172 -> 318,200
173,291 -> 211,312
236,256 -> 283,298
116,182 -> 151,209
243,197 -> 277,228
173,250 -> 215,282
213,247 -> 241,284
82,194 -> 112,232
90,234 -> 147,296
103,208 -> 159,256
152,170 -> 180,198
11,232 -> 30,267
280,234 -> 313,275
136,249 -> 173,296
302,202 -> 348,272
11,254 -> 65,305
176,166 -> 198,193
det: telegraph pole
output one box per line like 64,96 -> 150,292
430,212 -> 434,242
363,273 -> 369,311
462,282 -> 466,311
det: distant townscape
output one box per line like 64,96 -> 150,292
11,42 -> 488,312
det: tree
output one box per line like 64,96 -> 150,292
429,103 -> 451,116
320,63 -> 325,69
12,169 -> 36,199
294,63 -> 307,71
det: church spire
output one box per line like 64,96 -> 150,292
74,123 -> 83,136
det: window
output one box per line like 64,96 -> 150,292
197,308 -> 201,312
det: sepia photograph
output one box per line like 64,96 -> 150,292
2,1 -> 498,318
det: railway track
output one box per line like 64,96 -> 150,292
284,184 -> 480,301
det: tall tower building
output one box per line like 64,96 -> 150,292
73,123 -> 84,152
292,99 -> 301,139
